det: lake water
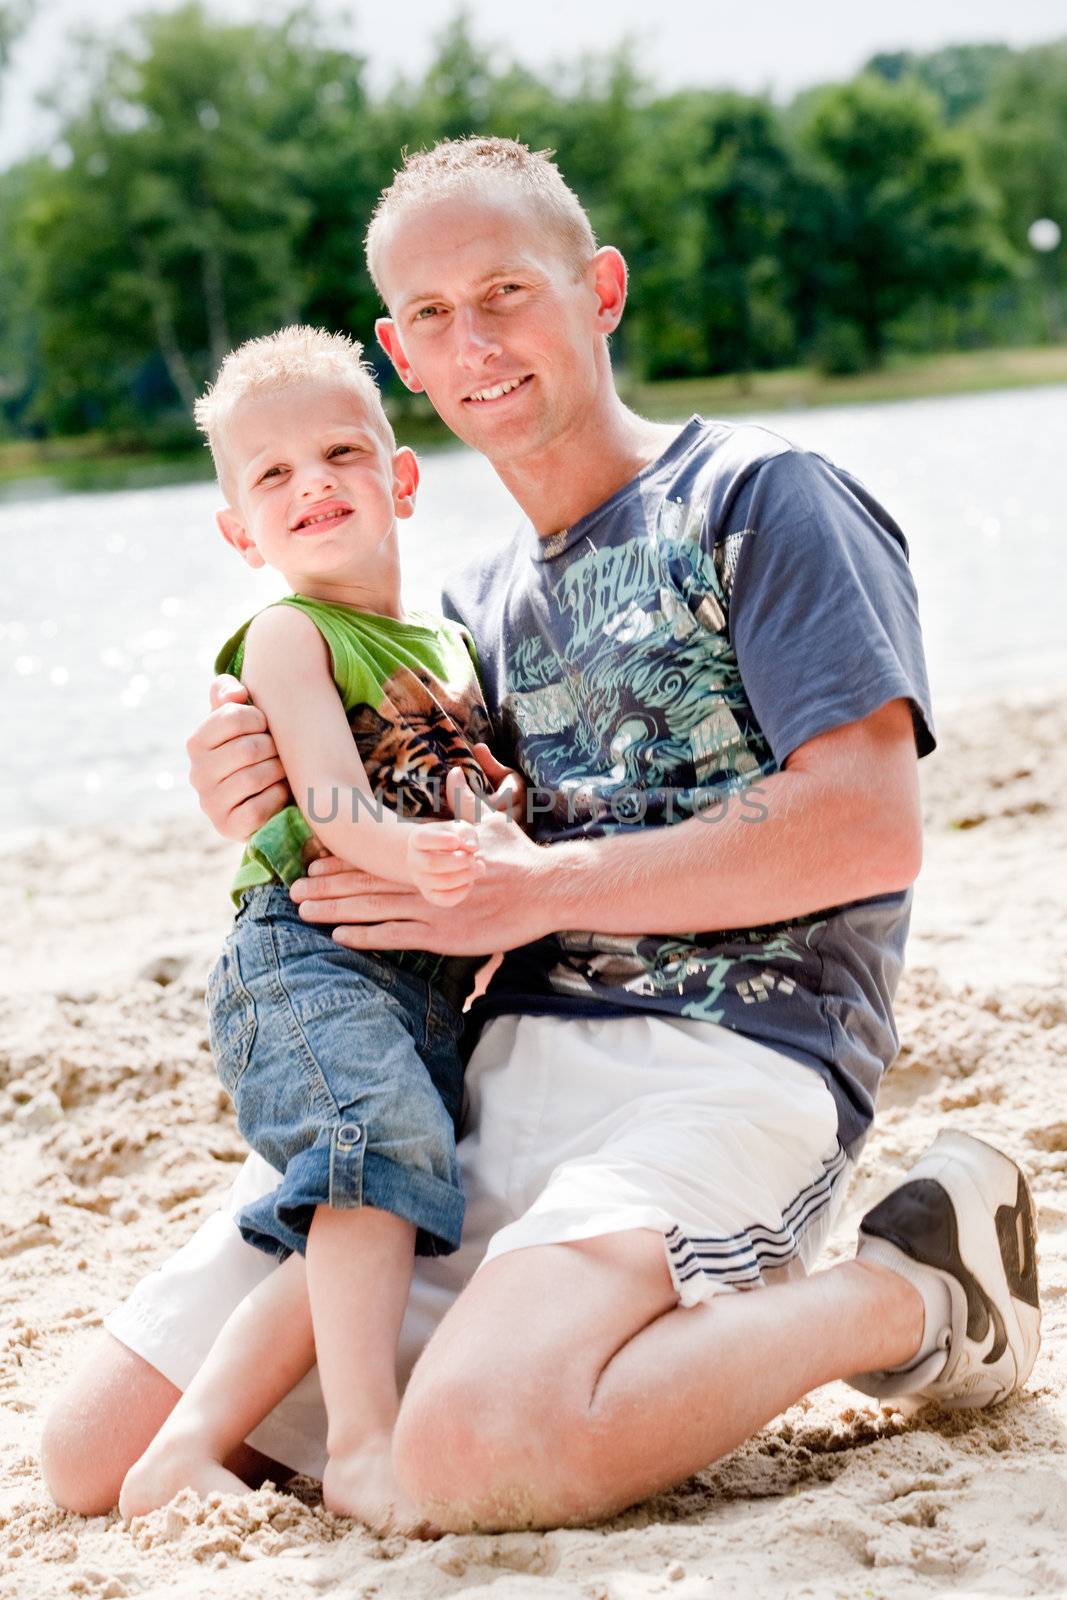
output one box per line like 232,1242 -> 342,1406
4,385 -> 1066,830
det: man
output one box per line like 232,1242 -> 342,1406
43,138 -> 1040,1531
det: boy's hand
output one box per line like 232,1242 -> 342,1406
186,676 -> 291,841
406,820 -> 484,907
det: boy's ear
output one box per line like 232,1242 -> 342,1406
217,507 -> 265,569
376,318 -> 425,394
392,446 -> 420,520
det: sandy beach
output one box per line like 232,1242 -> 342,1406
2,691 -> 1065,1600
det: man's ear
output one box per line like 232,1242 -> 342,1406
391,445 -> 420,520
217,507 -> 265,569
589,246 -> 628,336
376,318 -> 425,394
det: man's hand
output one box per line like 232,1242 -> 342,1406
186,675 -> 291,842
470,743 -> 527,822
291,766 -> 550,955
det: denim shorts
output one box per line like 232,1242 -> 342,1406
206,884 -> 466,1261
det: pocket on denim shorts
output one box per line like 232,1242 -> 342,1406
206,937 -> 258,1095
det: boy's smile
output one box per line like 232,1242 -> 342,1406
290,498 -> 355,534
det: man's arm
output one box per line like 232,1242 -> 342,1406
292,697 -> 921,955
186,680 -> 291,841
545,696 -> 920,932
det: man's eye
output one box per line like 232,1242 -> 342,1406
413,305 -> 439,321
496,283 -> 522,296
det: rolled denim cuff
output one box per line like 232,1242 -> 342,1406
237,1126 -> 465,1260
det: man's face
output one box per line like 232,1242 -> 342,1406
217,382 -> 416,585
374,191 -> 612,465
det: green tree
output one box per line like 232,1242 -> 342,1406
0,4 -> 35,432
866,44 -> 1012,123
973,42 -> 1067,337
790,74 -> 1011,365
0,0 -> 29,77
620,90 -> 798,378
14,5 -> 379,431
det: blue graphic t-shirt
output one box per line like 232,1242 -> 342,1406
442,418 -> 935,1155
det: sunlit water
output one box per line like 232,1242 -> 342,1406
4,385 -> 1066,829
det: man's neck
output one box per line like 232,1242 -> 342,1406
491,398 -> 683,537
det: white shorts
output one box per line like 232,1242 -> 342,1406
105,1012 -> 852,1479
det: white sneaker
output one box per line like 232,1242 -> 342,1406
848,1130 -> 1041,1409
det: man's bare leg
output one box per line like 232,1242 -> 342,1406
41,1331 -> 292,1516
391,1229 -> 925,1532
118,1253 -> 315,1519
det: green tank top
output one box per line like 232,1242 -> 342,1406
215,594 -> 493,1006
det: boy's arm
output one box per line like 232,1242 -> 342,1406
241,607 -> 480,904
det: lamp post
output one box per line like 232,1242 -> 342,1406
1027,218 -> 1062,342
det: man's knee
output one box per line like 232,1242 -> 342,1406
40,1332 -> 179,1515
393,1369 -> 526,1526
393,1355 -> 609,1530
40,1394 -> 110,1516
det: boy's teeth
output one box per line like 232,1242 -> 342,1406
300,509 -> 346,528
469,377 -> 525,402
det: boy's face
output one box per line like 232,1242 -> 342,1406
217,381 -> 417,585
373,190 -> 623,467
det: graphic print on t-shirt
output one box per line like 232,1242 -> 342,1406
503,490 -> 770,841
500,487 -> 824,1022
444,417 -> 936,1153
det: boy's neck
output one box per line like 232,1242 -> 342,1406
287,577 -> 407,620
282,542 -> 407,620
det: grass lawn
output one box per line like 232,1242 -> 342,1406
624,343 -> 1067,420
4,344 -> 1067,494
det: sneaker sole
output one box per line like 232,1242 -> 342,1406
859,1130 -> 1041,1408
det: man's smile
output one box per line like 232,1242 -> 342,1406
463,374 -> 534,404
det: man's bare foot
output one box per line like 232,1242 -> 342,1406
119,1431 -> 248,1521
322,1432 -> 437,1537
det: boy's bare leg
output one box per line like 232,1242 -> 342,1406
119,1252 -> 315,1519
306,1204 -> 425,1531
392,1229 -> 925,1532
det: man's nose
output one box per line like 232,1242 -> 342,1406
453,304 -> 502,369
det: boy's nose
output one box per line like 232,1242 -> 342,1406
296,466 -> 338,498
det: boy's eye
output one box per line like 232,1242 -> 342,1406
328,445 -> 354,457
260,465 -> 285,482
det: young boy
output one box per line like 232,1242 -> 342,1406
118,326 -> 518,1532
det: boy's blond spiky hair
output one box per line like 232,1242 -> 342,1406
365,136 -> 598,298
193,325 -> 392,501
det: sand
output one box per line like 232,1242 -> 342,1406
2,692 -> 1065,1600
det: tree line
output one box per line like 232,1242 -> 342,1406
0,6 -> 1065,442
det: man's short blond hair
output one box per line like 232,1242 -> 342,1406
193,325 -> 392,501
365,137 -> 598,298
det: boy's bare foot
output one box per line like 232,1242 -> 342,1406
322,1432 -> 437,1537
118,1432 -> 248,1521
